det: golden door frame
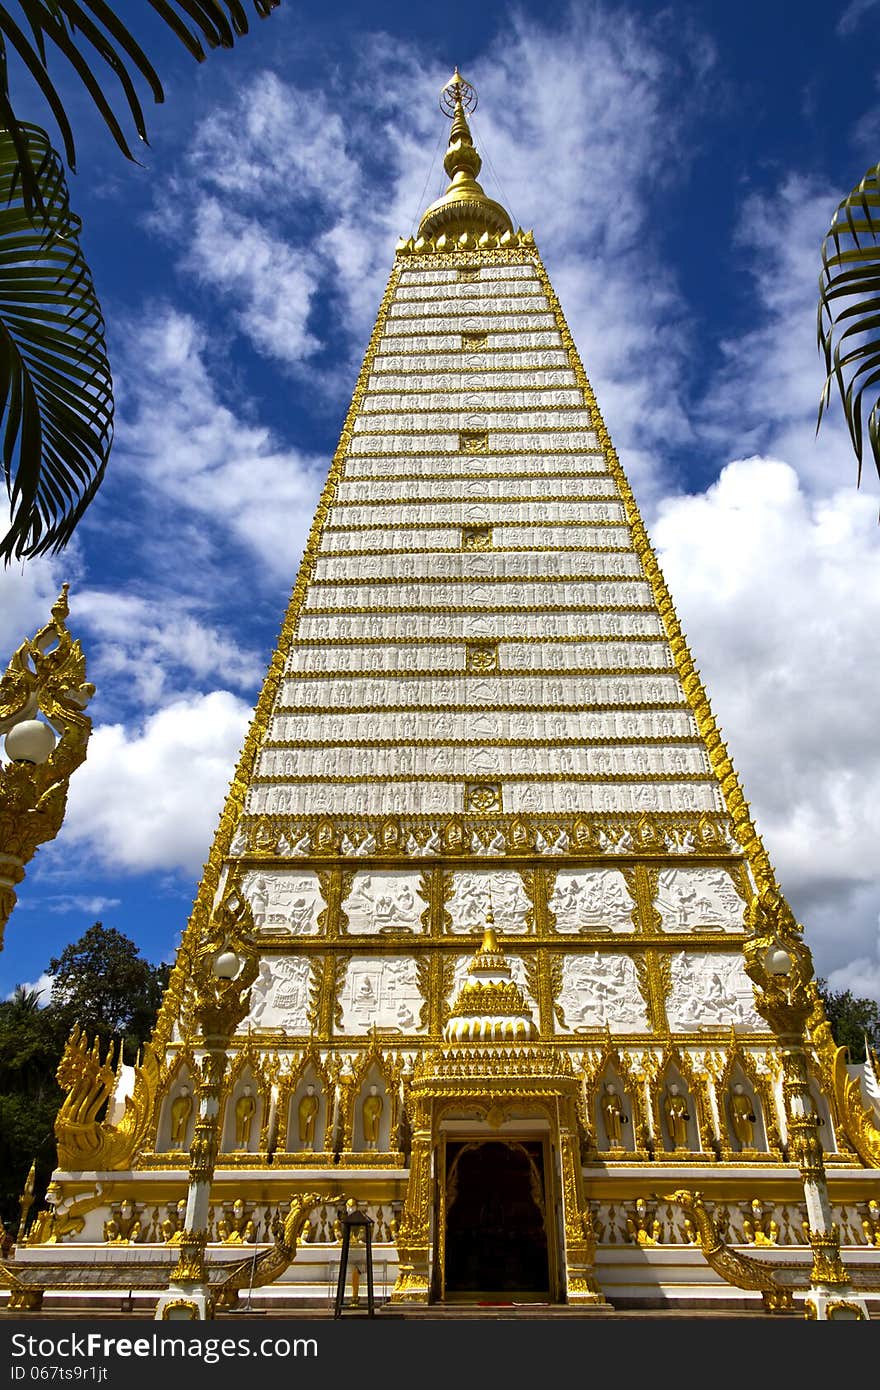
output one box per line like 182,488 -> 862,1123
435,1131 -> 562,1303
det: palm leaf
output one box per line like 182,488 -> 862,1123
0,123 -> 113,563
0,2 -> 281,222
817,161 -> 880,488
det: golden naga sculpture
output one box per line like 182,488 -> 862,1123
214,1192 -> 327,1309
54,1025 -> 160,1172
0,584 -> 94,948
665,1189 -> 804,1314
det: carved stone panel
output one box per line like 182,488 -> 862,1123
241,869 -> 324,935
549,868 -> 635,933
654,868 -> 745,932
337,956 -> 426,1035
554,953 -> 649,1033
247,956 -> 313,1032
446,870 -> 531,934
341,870 -> 427,934
666,952 -> 767,1031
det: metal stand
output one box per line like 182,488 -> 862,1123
333,1204 -> 375,1318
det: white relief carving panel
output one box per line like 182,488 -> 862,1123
248,956 -> 312,1032
270,707 -> 697,744
366,369 -> 575,392
555,954 -> 649,1033
347,430 -> 599,457
446,870 -> 532,934
295,610 -> 664,642
280,672 -> 687,710
312,551 -> 640,586
341,452 -> 605,477
505,783 -> 721,815
373,350 -> 569,374
502,642 -> 668,672
264,744 -> 708,781
361,389 -> 584,415
384,312 -> 556,333
666,952 -> 766,1030
655,869 -> 746,932
376,331 -> 562,355
241,869 -> 323,935
337,956 -> 426,1034
341,871 -> 426,934
326,502 -> 628,528
447,952 -> 537,1020
305,577 -> 647,608
549,869 -> 635,933
334,476 -> 619,504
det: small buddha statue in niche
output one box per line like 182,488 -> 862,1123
234,1085 -> 257,1149
169,1086 -> 193,1147
361,1085 -> 384,1150
298,1084 -> 319,1149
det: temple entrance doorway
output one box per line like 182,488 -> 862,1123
441,1140 -> 551,1301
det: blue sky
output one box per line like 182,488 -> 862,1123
2,0 -> 880,1003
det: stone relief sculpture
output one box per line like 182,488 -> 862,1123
655,868 -> 745,932
549,869 -> 635,933
555,953 -> 649,1033
248,957 -> 312,1032
341,871 -> 426,934
446,870 -> 531,933
338,956 -> 425,1035
666,952 -> 766,1031
242,869 -> 323,935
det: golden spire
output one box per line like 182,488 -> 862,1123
417,67 -> 513,242
444,901 -> 538,1043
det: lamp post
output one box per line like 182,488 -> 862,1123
155,886 -> 258,1320
0,585 -> 94,950
744,887 -> 869,1319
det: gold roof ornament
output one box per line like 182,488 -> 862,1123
444,906 -> 538,1043
417,67 -> 514,242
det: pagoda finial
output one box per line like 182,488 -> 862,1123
417,67 -> 513,243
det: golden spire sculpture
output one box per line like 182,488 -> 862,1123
0,585 -> 94,949
417,67 -> 513,242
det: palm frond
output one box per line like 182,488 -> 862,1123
0,2 -> 281,221
0,123 -> 113,564
817,161 -> 880,488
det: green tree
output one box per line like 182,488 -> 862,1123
0,921 -> 168,1233
0,981 -> 67,1234
48,919 -> 170,1058
0,1 -> 281,564
816,977 -> 880,1062
817,163 -> 880,490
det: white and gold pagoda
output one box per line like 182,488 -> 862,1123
9,69 -> 880,1318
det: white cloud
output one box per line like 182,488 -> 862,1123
60,690 -> 252,874
185,199 -> 322,366
113,307 -> 325,581
653,456 -> 880,989
837,0 -> 880,35
5,971 -> 52,1004
0,554 -> 82,663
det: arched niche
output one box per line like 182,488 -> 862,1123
721,1061 -> 768,1155
658,1063 -> 699,1154
352,1064 -> 392,1154
809,1074 -> 838,1154
221,1063 -> 264,1155
594,1064 -> 634,1153
288,1066 -> 327,1154
156,1060 -> 196,1153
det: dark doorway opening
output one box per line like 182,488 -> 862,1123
444,1140 -> 550,1298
